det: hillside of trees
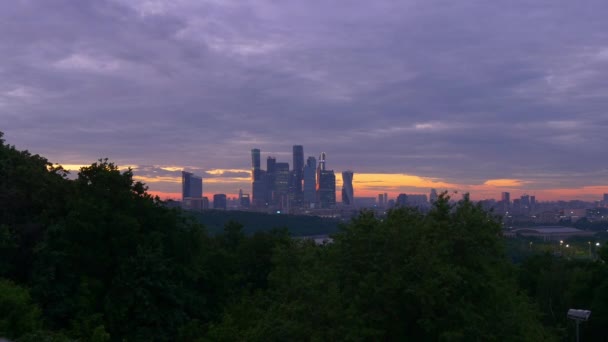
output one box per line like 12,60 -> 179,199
2,131 -> 608,341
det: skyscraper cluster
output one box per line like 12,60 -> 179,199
251,146 -> 351,209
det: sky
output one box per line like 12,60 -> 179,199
2,0 -> 608,201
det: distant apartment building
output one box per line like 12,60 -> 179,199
408,194 -> 429,207
430,188 -> 438,203
378,193 -> 385,207
396,194 -> 408,207
213,194 -> 227,210
182,171 -> 203,211
182,171 -> 203,200
354,197 -> 376,208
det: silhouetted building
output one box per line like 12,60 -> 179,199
378,194 -> 385,207
251,148 -> 266,207
240,194 -> 250,208
182,171 -> 203,200
501,192 -> 511,212
292,145 -> 304,205
396,194 -> 408,206
213,194 -> 227,210
316,152 -> 335,208
408,194 -> 428,207
265,156 -> 276,205
303,156 -> 317,205
354,197 -> 376,208
251,148 -> 261,170
341,170 -> 354,205
530,195 -> 536,208
182,171 -> 203,211
274,162 -> 290,208
430,188 -> 438,203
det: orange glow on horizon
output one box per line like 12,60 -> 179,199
482,179 -> 525,187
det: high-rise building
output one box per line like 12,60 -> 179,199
520,194 -> 530,211
318,152 -> 326,172
341,170 -> 354,205
292,145 -> 304,205
303,156 -> 317,205
316,152 -> 335,208
408,194 -> 428,207
182,171 -> 203,200
501,192 -> 510,204
530,195 -> 536,211
430,188 -> 438,203
317,170 -> 336,208
213,194 -> 227,210
265,156 -> 276,204
251,148 -> 261,171
251,148 -> 266,206
240,194 -> 250,208
604,193 -> 608,202
378,194 -> 385,207
274,162 -> 290,208
500,192 -> 511,212
396,194 -> 408,207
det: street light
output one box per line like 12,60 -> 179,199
567,309 -> 591,342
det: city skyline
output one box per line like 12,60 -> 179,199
2,1 -> 607,201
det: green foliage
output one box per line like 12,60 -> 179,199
208,194 -> 553,341
189,209 -> 340,236
519,254 -> 608,340
0,279 -> 42,339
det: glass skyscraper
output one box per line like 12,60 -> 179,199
341,171 -> 354,205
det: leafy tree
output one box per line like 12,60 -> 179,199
0,279 -> 42,339
0,132 -> 69,282
208,194 -> 552,341
30,160 -> 212,340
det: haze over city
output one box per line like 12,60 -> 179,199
2,0 -> 608,201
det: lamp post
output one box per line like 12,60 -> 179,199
567,309 -> 591,342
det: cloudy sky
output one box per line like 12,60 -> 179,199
2,0 -> 608,201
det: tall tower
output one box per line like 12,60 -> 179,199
251,148 -> 261,172
430,188 -> 438,204
182,171 -> 202,200
265,156 -> 276,204
251,148 -> 265,206
316,153 -> 336,208
318,152 -> 326,171
303,156 -> 317,206
501,191 -> 511,212
292,145 -> 304,206
274,162 -> 290,208
341,171 -> 354,206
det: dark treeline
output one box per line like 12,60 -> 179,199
190,210 -> 340,237
2,131 -> 608,341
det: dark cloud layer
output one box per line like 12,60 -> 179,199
2,0 -> 607,196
